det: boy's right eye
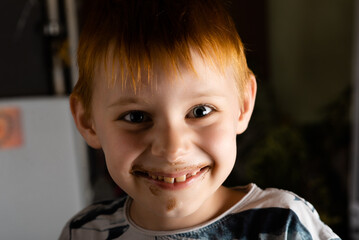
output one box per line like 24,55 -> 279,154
120,111 -> 151,123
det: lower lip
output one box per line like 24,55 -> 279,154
144,167 -> 209,190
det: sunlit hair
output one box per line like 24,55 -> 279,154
73,0 -> 252,118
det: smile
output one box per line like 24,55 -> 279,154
132,166 -> 210,185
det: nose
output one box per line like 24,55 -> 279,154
151,122 -> 190,161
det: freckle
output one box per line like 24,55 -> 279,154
149,185 -> 160,196
167,198 -> 176,211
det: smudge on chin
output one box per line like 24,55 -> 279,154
167,198 -> 176,211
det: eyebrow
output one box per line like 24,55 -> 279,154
107,97 -> 150,109
106,89 -> 227,109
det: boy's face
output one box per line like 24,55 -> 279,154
73,53 -> 255,230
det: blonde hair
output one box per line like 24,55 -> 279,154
73,0 -> 252,118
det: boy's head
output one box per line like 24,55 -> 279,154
71,0 -> 256,231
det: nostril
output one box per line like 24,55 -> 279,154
150,138 -> 188,158
151,146 -> 187,161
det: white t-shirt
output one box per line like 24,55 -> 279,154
59,184 -> 340,239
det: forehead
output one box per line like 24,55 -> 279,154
93,50 -> 236,95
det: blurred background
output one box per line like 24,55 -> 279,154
0,0 -> 357,239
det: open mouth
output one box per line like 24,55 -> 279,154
132,166 -> 210,184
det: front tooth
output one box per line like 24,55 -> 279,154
175,175 -> 186,183
158,176 -> 164,181
164,177 -> 174,183
151,175 -> 157,180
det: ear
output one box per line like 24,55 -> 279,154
70,95 -> 102,149
236,74 -> 257,134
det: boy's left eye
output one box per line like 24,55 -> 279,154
187,105 -> 214,118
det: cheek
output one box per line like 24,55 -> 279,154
199,122 -> 238,165
100,130 -> 145,180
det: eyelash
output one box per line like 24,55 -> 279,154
119,104 -> 216,124
186,104 -> 216,119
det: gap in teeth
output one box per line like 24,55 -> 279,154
148,169 -> 202,183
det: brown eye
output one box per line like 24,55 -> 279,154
187,105 -> 214,118
122,111 -> 150,123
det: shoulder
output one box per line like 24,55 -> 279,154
59,196 -> 130,240
226,184 -> 340,240
244,185 -> 317,212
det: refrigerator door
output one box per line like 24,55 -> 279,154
0,97 -> 91,240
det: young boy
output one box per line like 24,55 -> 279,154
60,0 -> 340,239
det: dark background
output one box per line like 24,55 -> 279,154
0,0 -> 353,238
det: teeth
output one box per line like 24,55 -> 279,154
192,170 -> 199,176
164,177 -> 175,183
175,175 -> 186,183
148,169 -> 202,184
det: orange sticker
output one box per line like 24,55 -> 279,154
0,107 -> 23,149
